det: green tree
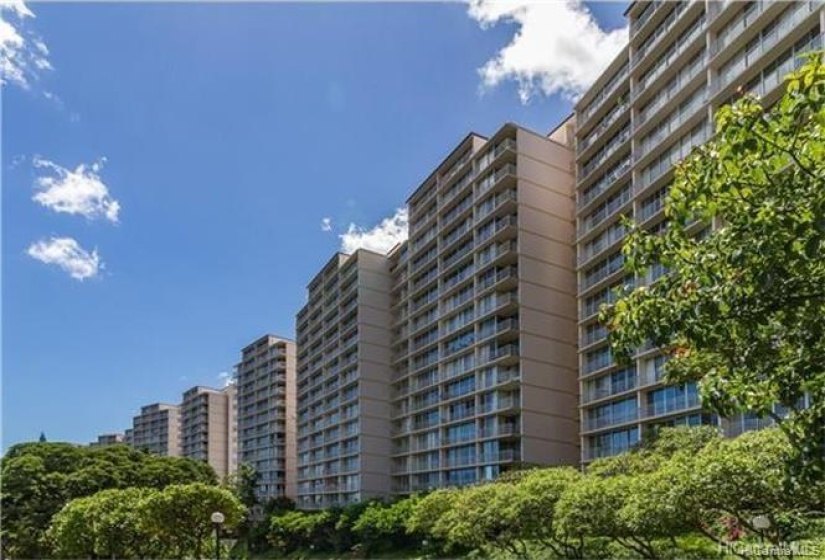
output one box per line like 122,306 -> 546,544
1,441 -> 218,558
406,488 -> 461,552
603,54 -> 825,486
269,509 -> 334,554
687,428 -> 824,546
351,497 -> 421,555
555,474 -> 655,557
140,482 -> 245,559
225,462 -> 259,509
435,482 -> 519,556
47,487 -> 161,559
506,467 -> 589,558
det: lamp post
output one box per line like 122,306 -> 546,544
211,511 -> 225,560
751,514 -> 771,543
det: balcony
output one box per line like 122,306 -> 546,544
479,449 -> 521,463
480,395 -> 520,413
635,52 -> 707,133
478,266 -> 518,294
642,392 -> 701,418
636,89 -> 708,164
634,13 -> 707,102
410,461 -> 440,473
481,366 -> 520,389
579,102 -> 629,157
712,1 -> 821,96
578,223 -> 627,266
579,62 -> 629,127
444,454 -> 478,468
583,443 -> 635,461
476,189 -> 517,222
477,164 -> 517,197
583,410 -> 639,431
631,0 -> 665,37
479,424 -> 520,438
711,0 -> 771,58
580,124 -> 631,181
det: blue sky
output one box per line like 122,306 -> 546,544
3,1 -> 627,448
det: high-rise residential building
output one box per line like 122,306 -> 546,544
180,385 -> 237,479
128,403 -> 181,457
236,335 -> 296,500
574,0 -> 824,463
91,433 -> 125,446
295,250 -> 394,509
389,122 -> 579,494
225,383 -> 239,476
295,122 -> 580,507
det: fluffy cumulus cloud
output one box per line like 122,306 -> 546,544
468,0 -> 628,102
217,371 -> 235,387
0,0 -> 52,89
320,217 -> 332,232
27,237 -> 102,281
32,157 -> 121,223
339,207 -> 408,255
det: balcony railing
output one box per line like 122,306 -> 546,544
584,410 -> 639,431
642,392 -> 701,418
712,1 -> 820,96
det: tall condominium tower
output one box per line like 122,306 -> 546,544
295,250 -> 393,509
388,122 -> 579,493
128,403 -> 181,457
180,385 -> 237,479
574,0 -> 824,463
236,335 -> 296,500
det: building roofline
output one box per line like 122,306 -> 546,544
241,334 -> 295,352
574,43 -> 630,111
406,131 -> 487,204
545,113 -> 576,143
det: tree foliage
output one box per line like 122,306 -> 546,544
140,483 -> 245,559
259,427 -> 821,559
47,488 -> 159,559
603,54 -> 825,486
47,483 -> 244,559
0,442 -> 217,558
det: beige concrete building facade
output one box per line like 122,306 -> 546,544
128,403 -> 181,457
574,0 -> 824,462
91,433 -> 125,446
388,123 -> 580,492
295,250 -> 393,509
236,335 -> 296,500
295,122 -> 580,505
180,385 -> 237,479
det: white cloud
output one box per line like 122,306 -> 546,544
27,237 -> 102,281
340,207 -> 408,255
32,157 -> 121,223
468,0 -> 627,102
217,371 -> 235,388
0,0 -> 52,89
320,217 -> 332,232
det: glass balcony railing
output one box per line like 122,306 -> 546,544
584,410 -> 639,431
634,13 -> 707,100
712,1 -> 821,95
580,63 -> 629,125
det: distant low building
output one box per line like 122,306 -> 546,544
90,433 -> 125,446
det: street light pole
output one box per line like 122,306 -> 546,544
211,511 -> 225,560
